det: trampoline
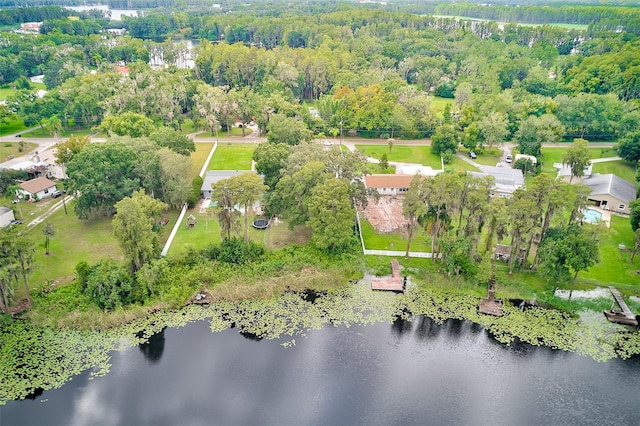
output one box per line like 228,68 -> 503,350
252,218 -> 269,229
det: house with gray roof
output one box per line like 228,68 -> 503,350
582,173 -> 637,215
469,166 -> 524,198
201,170 -> 257,198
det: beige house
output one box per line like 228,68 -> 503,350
582,174 -> 636,215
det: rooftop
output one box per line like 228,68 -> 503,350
364,174 -> 422,189
583,173 -> 636,203
19,177 -> 56,194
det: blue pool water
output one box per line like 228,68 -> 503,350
583,208 -> 602,223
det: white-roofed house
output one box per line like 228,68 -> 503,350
469,166 -> 524,198
0,206 -> 15,228
582,173 -> 637,215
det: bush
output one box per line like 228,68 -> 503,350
202,237 -> 265,264
83,259 -> 136,310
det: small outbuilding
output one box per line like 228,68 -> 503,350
0,206 -> 15,228
17,176 -> 57,201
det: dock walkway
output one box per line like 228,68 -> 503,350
371,260 -> 406,291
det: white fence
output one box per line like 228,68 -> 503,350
355,212 -> 436,259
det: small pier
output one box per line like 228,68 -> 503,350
478,275 -> 503,316
371,260 -> 406,292
604,287 -> 638,326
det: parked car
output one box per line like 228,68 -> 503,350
10,219 -> 22,225
505,154 -> 513,163
468,151 -> 477,159
51,190 -> 65,198
322,140 -> 332,146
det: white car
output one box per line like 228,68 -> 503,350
322,140 -> 332,146
505,154 -> 513,163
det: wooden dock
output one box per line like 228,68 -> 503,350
478,275 -> 502,316
604,287 -> 638,326
371,260 -> 406,292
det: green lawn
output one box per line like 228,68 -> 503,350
592,161 -> 637,184
0,118 -> 28,136
27,201 -> 123,288
168,207 -> 268,256
207,143 -> 256,170
0,141 -> 38,161
447,156 -> 480,173
360,217 -> 432,252
579,215 -> 639,286
430,96 -> 454,118
356,144 -> 441,168
464,147 -> 503,166
540,147 -> 623,175
190,143 -> 214,178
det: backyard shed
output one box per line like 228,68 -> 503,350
0,206 -> 15,228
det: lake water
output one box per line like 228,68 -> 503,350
65,5 -> 140,21
3,316 -> 640,425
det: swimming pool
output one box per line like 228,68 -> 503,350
583,208 -> 602,223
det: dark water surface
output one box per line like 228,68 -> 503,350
3,316 -> 640,426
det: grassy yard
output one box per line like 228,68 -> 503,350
0,118 -> 28,136
592,160 -> 637,184
356,144 -> 442,168
463,147 -> 503,166
359,217 -> 432,252
0,141 -> 38,161
429,96 -> 453,118
207,143 -> 256,170
578,215 -> 639,286
190,143 -> 214,178
447,156 -> 480,173
27,202 -> 122,288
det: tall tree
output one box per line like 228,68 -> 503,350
617,132 -> 640,170
402,175 -> 427,257
252,142 -> 292,189
54,135 -> 90,165
562,138 -> 591,183
113,190 -> 167,273
149,127 -> 195,156
226,173 -> 268,242
307,178 -> 355,252
42,222 -> 55,255
66,142 -> 141,219
44,114 -> 63,140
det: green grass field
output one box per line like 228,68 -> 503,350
579,215 -> 638,285
592,161 -> 637,184
356,145 -> 442,168
359,217 -> 432,252
207,143 -> 256,170
0,118 -> 28,136
190,143 -> 214,177
430,96 -> 454,118
199,127 -> 251,138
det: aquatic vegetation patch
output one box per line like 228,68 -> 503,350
2,282 -> 640,405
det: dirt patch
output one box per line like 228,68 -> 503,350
360,196 -> 408,233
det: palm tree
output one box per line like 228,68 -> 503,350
45,115 -> 63,140
43,222 -> 56,255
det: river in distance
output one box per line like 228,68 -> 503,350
3,316 -> 640,426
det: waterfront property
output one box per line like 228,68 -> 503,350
582,173 -> 636,215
